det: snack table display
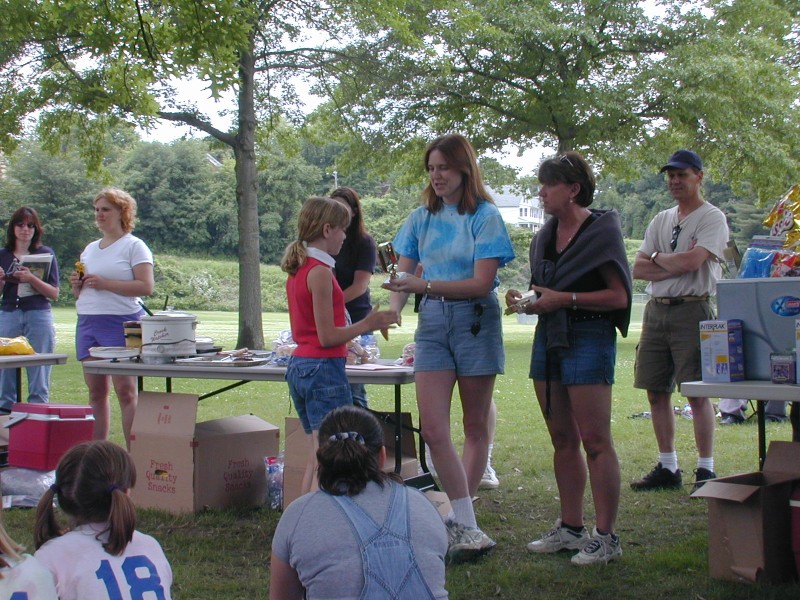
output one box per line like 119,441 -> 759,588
680,380 -> 800,469
0,353 -> 68,404
82,358 -> 426,478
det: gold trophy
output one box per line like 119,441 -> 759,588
378,242 -> 402,284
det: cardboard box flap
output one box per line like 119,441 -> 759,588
195,414 -> 278,437
131,392 -> 198,438
762,441 -> 800,475
729,565 -> 763,584
691,480 -> 761,502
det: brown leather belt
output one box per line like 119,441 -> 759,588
651,295 -> 709,306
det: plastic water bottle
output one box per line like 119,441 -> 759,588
265,455 -> 284,510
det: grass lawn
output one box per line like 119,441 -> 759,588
4,306 -> 797,599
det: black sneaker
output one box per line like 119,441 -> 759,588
692,468 -> 717,492
630,463 -> 682,491
765,414 -> 788,423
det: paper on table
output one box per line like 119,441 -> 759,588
347,363 -> 404,371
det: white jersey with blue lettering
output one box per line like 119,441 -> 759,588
35,523 -> 172,600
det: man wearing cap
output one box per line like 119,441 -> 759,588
630,149 -> 729,491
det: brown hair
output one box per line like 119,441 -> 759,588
34,440 -> 137,556
4,206 -> 44,252
537,151 -> 596,207
280,197 -> 351,275
331,187 -> 368,244
422,133 -> 494,215
94,187 -> 138,233
317,405 -> 401,496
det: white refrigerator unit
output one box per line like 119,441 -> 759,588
716,278 -> 800,381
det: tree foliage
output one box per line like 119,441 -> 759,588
315,0 -> 799,202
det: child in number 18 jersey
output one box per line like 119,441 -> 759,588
33,440 -> 173,600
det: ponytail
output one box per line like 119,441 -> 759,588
33,485 -> 64,550
104,486 -> 136,555
280,240 -> 308,275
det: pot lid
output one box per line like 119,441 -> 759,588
141,310 -> 196,321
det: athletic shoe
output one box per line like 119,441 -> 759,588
571,529 -> 622,565
526,519 -> 590,554
445,520 -> 496,564
630,463 -> 682,491
479,462 -> 500,490
765,414 -> 788,423
692,467 -> 717,492
720,414 -> 744,425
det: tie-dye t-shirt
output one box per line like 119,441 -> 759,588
392,200 -> 515,288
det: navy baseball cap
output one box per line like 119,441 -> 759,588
659,149 -> 703,172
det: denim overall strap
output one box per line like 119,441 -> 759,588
329,483 -> 436,600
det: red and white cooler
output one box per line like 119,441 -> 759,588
5,404 -> 94,470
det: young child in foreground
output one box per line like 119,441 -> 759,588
281,196 -> 398,496
0,483 -> 58,599
33,440 -> 173,600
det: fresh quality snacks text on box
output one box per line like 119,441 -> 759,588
130,392 -> 279,514
699,319 -> 745,382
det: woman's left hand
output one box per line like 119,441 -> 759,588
381,273 -> 423,294
12,266 -> 33,283
82,274 -> 103,290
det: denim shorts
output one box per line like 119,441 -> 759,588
286,356 -> 352,433
413,293 -> 505,376
529,318 -> 616,385
76,312 -> 144,360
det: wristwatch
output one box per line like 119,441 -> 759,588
650,251 -> 660,263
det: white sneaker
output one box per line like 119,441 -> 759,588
479,462 -> 499,490
571,528 -> 622,565
526,519 -> 590,554
445,520 -> 496,564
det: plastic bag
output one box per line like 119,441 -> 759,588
0,336 -> 35,355
0,467 -> 55,507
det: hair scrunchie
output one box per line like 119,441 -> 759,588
328,431 -> 365,445
49,483 -> 60,494
107,483 -> 121,494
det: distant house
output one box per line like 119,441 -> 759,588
487,185 -> 547,233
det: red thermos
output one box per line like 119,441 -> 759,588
791,485 -> 800,579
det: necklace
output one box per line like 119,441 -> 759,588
556,228 -> 578,253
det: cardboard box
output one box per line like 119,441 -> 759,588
283,411 -> 419,509
699,319 -> 745,382
130,392 -> 279,514
691,441 -> 800,583
5,404 -> 94,470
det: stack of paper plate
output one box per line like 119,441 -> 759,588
89,347 -> 140,359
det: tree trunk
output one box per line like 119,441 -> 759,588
234,46 -> 264,349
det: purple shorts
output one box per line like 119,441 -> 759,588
76,313 -> 144,360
